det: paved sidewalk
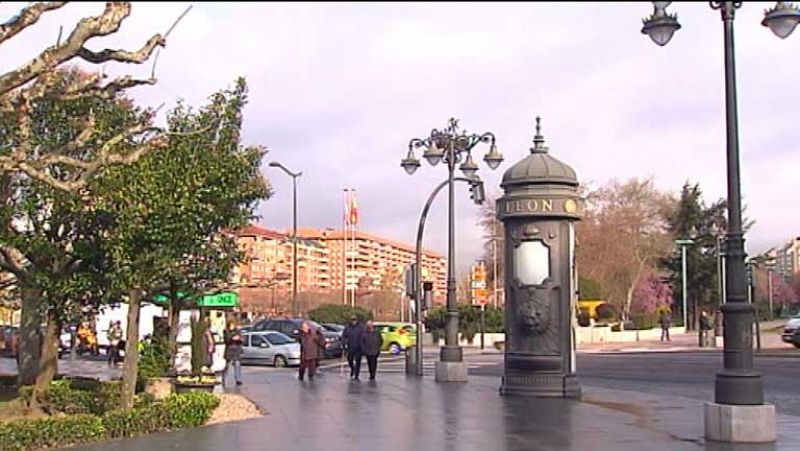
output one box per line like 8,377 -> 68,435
77,366 -> 800,451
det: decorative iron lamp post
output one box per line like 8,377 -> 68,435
401,118 -> 502,382
640,1 -> 800,443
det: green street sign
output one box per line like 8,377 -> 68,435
153,291 -> 238,308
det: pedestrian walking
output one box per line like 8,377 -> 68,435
699,310 -> 711,347
316,325 -> 327,375
342,315 -> 364,380
298,322 -> 323,381
222,320 -> 244,386
360,321 -> 383,381
107,321 -> 123,367
659,310 -> 671,342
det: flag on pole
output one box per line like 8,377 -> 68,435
344,189 -> 351,225
349,191 -> 359,226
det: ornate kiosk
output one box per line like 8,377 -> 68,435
498,118 -> 582,398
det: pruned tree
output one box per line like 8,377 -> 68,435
0,2 -> 190,191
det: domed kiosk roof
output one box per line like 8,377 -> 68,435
501,117 -> 578,189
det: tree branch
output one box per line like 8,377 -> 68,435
0,2 -> 67,46
76,34 -> 164,64
0,247 -> 25,279
0,2 -> 164,95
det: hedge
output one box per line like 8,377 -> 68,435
19,379 -> 121,416
0,391 -> 219,451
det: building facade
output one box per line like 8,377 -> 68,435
775,236 -> 800,281
235,225 -> 447,314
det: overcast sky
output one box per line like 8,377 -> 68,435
2,2 -> 798,273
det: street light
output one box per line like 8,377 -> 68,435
641,0 -> 796,439
402,118 -> 502,373
676,239 -> 695,332
268,161 -> 302,317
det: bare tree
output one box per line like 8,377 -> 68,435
0,2 -> 189,192
576,178 -> 673,320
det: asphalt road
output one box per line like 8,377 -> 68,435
464,352 -> 800,417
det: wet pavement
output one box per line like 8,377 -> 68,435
76,364 -> 800,451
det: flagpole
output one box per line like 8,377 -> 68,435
343,188 -> 349,305
350,189 -> 357,308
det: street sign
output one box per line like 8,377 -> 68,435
471,261 -> 488,305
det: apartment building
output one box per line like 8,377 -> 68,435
297,228 -> 447,303
235,225 -> 448,313
236,225 -> 331,312
775,236 -> 800,281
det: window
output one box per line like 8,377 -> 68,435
251,335 -> 269,347
515,240 -> 550,285
266,333 -> 294,345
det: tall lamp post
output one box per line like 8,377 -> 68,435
641,1 -> 800,442
268,161 -> 303,317
401,118 -> 502,380
676,239 -> 695,331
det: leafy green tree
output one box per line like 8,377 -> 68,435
0,69 -> 147,388
92,78 -> 269,409
661,182 -> 729,329
308,304 -> 372,325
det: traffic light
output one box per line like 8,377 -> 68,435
469,179 -> 485,205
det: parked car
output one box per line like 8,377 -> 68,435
374,322 -> 416,355
241,331 -> 301,367
781,314 -> 800,348
321,323 -> 344,336
250,318 -> 343,358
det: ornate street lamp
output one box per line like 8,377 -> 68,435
401,118 -> 502,380
640,1 -> 796,443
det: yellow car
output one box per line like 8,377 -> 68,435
374,322 -> 416,355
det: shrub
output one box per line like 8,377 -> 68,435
630,313 -> 659,330
35,379 -> 121,415
0,414 -> 104,451
308,304 -> 372,325
595,303 -> 618,322
0,391 -> 220,450
137,338 -> 172,391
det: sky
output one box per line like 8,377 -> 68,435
1,2 -> 798,274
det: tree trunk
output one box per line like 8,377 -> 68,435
35,309 -> 61,392
167,301 -> 180,369
120,289 -> 142,410
17,288 -> 43,386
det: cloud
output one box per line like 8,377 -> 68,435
1,2 -> 797,273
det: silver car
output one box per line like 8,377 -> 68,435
241,331 -> 301,367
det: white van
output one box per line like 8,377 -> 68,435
95,303 -> 166,351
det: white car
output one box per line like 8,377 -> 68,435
241,331 -> 301,367
782,315 -> 800,348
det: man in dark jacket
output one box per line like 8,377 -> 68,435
298,322 -> 323,381
342,316 -> 364,380
360,321 -> 383,381
659,310 -> 672,342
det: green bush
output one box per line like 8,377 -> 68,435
0,391 -> 219,450
629,313 -> 659,330
137,338 -> 172,391
34,379 -> 121,415
0,414 -> 105,451
308,304 -> 372,325
425,305 -> 505,343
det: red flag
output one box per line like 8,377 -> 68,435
349,192 -> 359,226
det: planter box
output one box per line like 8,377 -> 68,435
173,382 -> 216,395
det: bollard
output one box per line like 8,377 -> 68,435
405,346 -> 417,375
